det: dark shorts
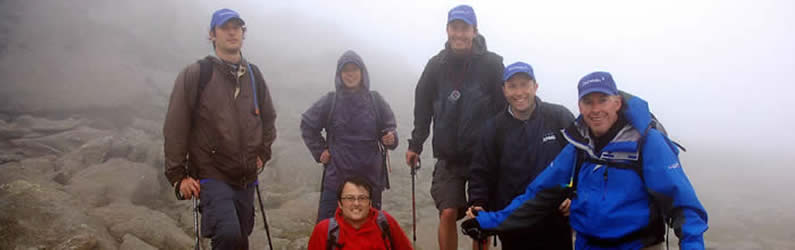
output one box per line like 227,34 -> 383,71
498,213 -> 572,250
199,179 -> 256,250
430,159 -> 469,217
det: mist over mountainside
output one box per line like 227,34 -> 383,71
1,0 -> 794,249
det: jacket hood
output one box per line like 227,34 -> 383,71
335,50 -> 370,92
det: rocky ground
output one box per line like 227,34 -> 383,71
0,111 -> 450,250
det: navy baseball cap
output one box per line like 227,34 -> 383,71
577,71 -> 619,99
447,5 -> 477,28
503,62 -> 535,82
210,8 -> 245,31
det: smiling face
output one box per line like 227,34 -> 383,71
446,20 -> 476,54
578,92 -> 623,137
337,182 -> 371,224
340,63 -> 362,90
210,19 -> 245,54
503,74 -> 538,116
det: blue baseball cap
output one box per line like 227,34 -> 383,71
447,5 -> 477,28
578,71 -> 619,99
503,62 -> 535,82
210,8 -> 245,31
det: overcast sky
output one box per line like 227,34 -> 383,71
196,0 -> 794,162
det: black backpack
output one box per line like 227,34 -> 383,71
326,210 -> 394,250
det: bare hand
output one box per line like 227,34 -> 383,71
559,198 -> 571,217
466,206 -> 484,219
381,131 -> 395,146
257,156 -> 264,169
405,150 -> 419,168
179,177 -> 201,199
320,149 -> 331,165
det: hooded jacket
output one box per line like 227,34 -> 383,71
308,207 -> 413,250
408,34 -> 505,162
301,50 -> 398,191
474,94 -> 708,250
163,56 -> 277,189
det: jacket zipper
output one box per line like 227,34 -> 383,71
231,67 -> 250,186
602,167 -> 608,200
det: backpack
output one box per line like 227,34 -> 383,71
326,210 -> 394,250
324,91 -> 391,189
566,92 -> 686,247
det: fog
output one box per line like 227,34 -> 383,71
1,0 -> 793,249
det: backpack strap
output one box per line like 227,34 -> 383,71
184,58 -> 215,179
247,63 -> 269,124
325,92 -> 337,128
326,217 -> 342,250
194,59 -> 213,122
376,211 -> 394,250
370,91 -> 383,132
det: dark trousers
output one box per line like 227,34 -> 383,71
498,213 -> 573,250
316,187 -> 383,223
200,179 -> 256,250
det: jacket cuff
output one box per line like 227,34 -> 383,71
408,139 -> 423,154
468,200 -> 487,208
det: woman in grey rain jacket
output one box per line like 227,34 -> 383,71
301,50 -> 398,222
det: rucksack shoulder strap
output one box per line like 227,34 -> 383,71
325,91 -> 337,128
376,211 -> 394,250
194,58 -> 213,117
326,217 -> 341,250
370,91 -> 384,131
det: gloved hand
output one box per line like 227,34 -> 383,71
461,218 -> 487,241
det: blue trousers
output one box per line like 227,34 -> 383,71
200,179 -> 256,250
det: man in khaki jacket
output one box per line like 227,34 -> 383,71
163,8 -> 276,250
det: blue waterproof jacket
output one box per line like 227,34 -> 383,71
475,94 -> 708,250
300,51 -> 398,192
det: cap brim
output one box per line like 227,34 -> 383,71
503,71 -> 534,82
579,88 -> 618,99
447,17 -> 475,27
215,16 -> 245,28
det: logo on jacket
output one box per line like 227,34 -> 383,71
542,133 -> 556,143
667,162 -> 681,169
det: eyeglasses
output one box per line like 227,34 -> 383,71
340,195 -> 370,203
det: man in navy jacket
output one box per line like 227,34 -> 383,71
467,62 -> 574,249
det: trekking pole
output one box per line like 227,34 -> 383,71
255,184 -> 274,250
410,158 -> 420,249
192,197 -> 201,250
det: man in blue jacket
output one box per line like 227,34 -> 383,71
405,5 -> 505,250
464,71 -> 709,249
467,62 -> 574,249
